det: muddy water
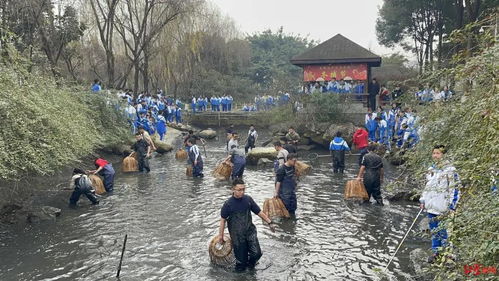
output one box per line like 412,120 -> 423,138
0,129 -> 425,281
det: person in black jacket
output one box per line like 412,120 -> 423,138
368,78 -> 380,111
356,144 -> 384,205
218,178 -> 275,271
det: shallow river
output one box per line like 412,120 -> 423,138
0,128 -> 426,281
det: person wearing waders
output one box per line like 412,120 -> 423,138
419,145 -> 460,263
329,131 -> 351,173
89,158 -> 115,192
245,124 -> 258,154
273,142 -> 289,173
69,168 -> 99,206
187,137 -> 204,177
356,144 -> 384,205
218,178 -> 275,272
130,132 -> 151,173
224,145 -> 246,179
275,153 -> 298,214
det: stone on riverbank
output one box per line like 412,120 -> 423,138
168,123 -> 194,132
247,147 -> 278,165
386,149 -> 407,166
198,128 -> 217,139
27,206 -> 61,223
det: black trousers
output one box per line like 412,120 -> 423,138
138,156 -> 150,172
232,229 -> 262,271
368,95 -> 376,111
69,188 -> 98,205
364,177 -> 382,200
332,150 -> 345,173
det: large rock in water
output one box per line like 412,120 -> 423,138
246,147 -> 278,165
152,136 -> 173,154
257,158 -> 274,168
322,123 -> 356,145
198,128 -> 217,139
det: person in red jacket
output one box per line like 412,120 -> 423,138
352,126 -> 369,166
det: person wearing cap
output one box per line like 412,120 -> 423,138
274,153 -> 298,214
69,168 -> 99,206
218,178 -> 275,272
88,158 -> 115,192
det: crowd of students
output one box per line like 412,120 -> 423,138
119,90 -> 184,139
302,78 -> 366,94
190,96 -> 235,113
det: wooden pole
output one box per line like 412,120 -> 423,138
116,234 -> 128,278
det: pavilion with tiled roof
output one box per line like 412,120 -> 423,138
291,34 -> 381,91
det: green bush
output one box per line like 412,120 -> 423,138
399,44 -> 498,280
0,66 -> 128,181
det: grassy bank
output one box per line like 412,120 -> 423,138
0,66 -> 128,183
393,43 -> 498,279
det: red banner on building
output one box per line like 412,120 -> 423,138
303,64 -> 368,81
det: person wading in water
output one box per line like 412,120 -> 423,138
274,153 -> 298,215
356,144 -> 384,205
218,178 -> 275,272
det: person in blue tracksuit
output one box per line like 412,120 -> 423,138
274,153 -> 298,215
420,145 -> 460,263
175,105 -> 182,124
228,96 -> 233,111
221,96 -> 228,111
329,131 -> 351,173
366,114 -> 378,142
156,112 -> 167,141
375,117 -> 388,144
191,97 -> 196,113
91,79 -> 101,92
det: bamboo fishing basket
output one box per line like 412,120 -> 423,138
175,148 -> 188,160
344,179 -> 369,200
212,161 -> 232,180
208,234 -> 236,267
295,161 -> 311,178
89,175 -> 106,195
186,165 -> 193,177
263,198 -> 290,219
122,156 -> 139,172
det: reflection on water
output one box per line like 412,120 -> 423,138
0,130 -> 425,281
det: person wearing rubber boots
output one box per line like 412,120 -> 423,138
274,153 -> 298,214
218,178 -> 275,272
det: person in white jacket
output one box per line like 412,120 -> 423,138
420,145 -> 460,263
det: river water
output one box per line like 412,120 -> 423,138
0,128 -> 426,281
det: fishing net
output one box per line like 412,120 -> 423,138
208,233 -> 236,267
212,161 -> 232,180
295,161 -> 311,178
122,156 -> 138,172
175,148 -> 188,160
344,179 -> 369,200
263,198 -> 290,219
89,174 -> 106,195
